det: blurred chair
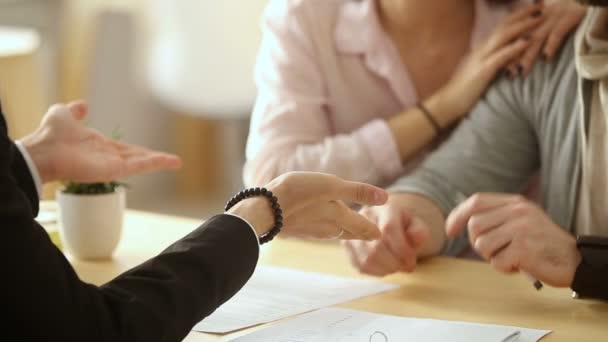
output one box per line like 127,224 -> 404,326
142,0 -> 268,197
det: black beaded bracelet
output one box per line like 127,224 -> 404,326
225,187 -> 283,244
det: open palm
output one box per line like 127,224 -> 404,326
25,101 -> 182,183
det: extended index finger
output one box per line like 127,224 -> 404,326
446,193 -> 522,239
338,204 -> 381,240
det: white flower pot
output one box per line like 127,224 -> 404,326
56,188 -> 125,260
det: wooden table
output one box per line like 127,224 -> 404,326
42,208 -> 608,341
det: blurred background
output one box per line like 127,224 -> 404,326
0,0 -> 268,219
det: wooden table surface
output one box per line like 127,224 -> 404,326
41,207 -> 608,341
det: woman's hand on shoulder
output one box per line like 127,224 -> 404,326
434,4 -> 543,120
511,0 -> 586,77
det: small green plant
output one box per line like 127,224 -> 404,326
62,181 -> 126,195
61,126 -> 127,195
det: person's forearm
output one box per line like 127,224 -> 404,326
7,203 -> 260,341
392,192 -> 447,257
388,89 -> 461,163
100,215 -> 260,340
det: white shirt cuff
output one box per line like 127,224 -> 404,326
15,141 -> 43,199
224,213 -> 261,245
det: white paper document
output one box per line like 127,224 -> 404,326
230,308 -> 552,342
192,266 -> 398,333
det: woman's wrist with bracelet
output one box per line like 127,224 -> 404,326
387,89 -> 462,161
416,102 -> 442,136
389,89 -> 461,140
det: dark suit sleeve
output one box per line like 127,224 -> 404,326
0,112 -> 39,214
1,111 -> 260,341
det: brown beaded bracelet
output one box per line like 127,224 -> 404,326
225,187 -> 283,244
416,102 -> 441,136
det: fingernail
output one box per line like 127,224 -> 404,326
532,10 -> 542,17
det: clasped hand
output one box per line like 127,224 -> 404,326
347,192 -> 582,288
